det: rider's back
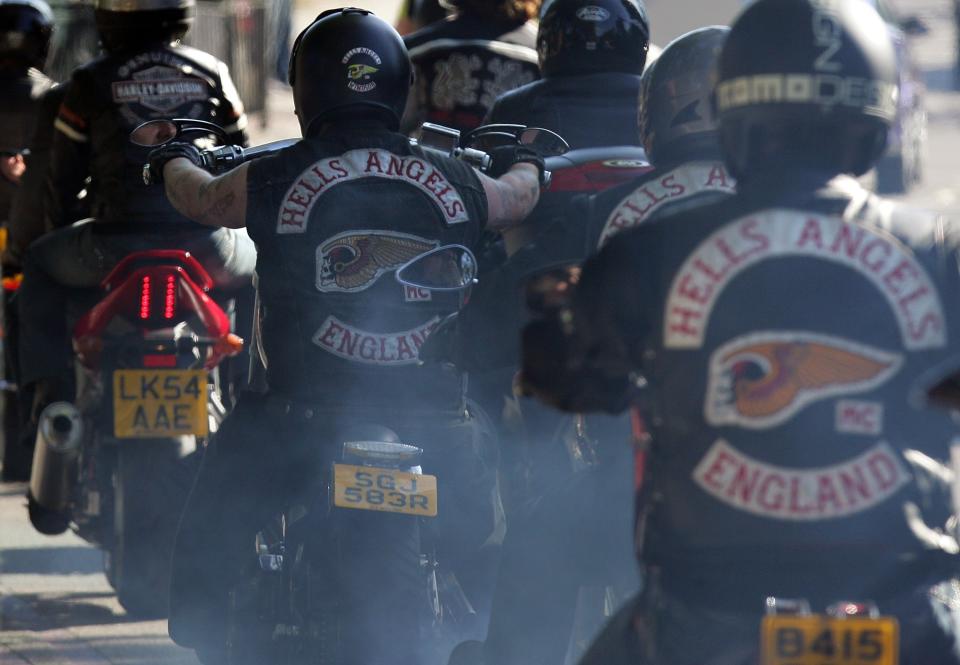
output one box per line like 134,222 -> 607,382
49,42 -> 246,227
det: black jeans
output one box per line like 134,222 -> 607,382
168,393 -> 499,657
17,219 -> 256,386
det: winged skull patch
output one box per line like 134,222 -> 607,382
316,231 -> 438,293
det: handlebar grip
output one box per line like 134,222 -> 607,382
459,148 -> 491,171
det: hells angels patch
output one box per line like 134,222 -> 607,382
704,331 -> 902,430
312,315 -> 440,366
278,149 -> 470,233
663,210 -> 947,350
316,230 -> 437,294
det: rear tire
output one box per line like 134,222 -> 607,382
110,442 -> 197,617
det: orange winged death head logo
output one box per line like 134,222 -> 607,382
705,331 -> 903,429
317,231 -> 438,293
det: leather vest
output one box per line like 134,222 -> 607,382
404,16 -> 539,133
245,129 -> 487,409
581,174 -> 960,574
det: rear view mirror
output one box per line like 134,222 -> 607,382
130,118 -> 229,147
519,128 -> 570,157
525,265 -> 581,313
130,120 -> 179,147
396,245 -> 477,291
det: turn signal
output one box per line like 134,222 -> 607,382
214,333 -> 244,357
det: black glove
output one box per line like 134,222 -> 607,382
145,142 -> 204,185
487,144 -> 547,185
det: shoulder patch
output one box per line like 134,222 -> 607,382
278,149 -> 470,233
598,162 -> 735,248
664,210 -> 947,350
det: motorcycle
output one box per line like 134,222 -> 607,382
25,123 -> 249,616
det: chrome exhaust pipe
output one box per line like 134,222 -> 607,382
28,402 -> 83,513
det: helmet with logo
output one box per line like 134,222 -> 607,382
716,0 -> 897,179
289,8 -> 412,135
0,0 -> 52,71
537,0 -> 649,77
94,0 -> 194,53
638,26 -> 728,167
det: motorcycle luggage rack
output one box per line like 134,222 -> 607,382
765,597 -> 811,616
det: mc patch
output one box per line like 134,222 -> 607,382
705,331 -> 902,430
343,47 -> 381,93
316,230 -> 437,294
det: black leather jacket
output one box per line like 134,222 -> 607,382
526,171 -> 960,597
402,13 -> 539,134
46,41 -> 248,229
485,72 -> 643,150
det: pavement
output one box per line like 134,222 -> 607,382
4,0 -> 960,662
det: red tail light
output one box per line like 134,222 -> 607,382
139,276 -> 151,320
164,274 -> 176,319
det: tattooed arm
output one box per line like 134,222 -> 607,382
162,158 -> 249,229
480,163 -> 541,231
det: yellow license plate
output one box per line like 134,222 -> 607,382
113,369 -> 208,438
761,615 -> 898,665
333,464 -> 437,517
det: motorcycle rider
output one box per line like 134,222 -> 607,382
401,0 -> 541,134
396,0 -> 448,35
585,25 -> 734,250
484,0 -> 651,150
0,0 -> 53,481
522,0 -> 960,662
17,0 -> 256,419
148,9 -> 545,663
0,0 -> 53,248
465,25 -> 737,665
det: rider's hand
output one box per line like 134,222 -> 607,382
0,154 -> 26,184
145,142 -> 204,185
487,145 -> 547,185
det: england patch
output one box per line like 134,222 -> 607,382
313,316 -> 439,366
692,439 -> 910,521
278,149 -> 470,233
704,331 -> 902,430
316,230 -> 437,294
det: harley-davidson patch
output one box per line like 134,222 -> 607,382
692,439 -> 910,520
111,65 -> 208,113
313,316 -> 440,366
278,149 -> 470,232
316,231 -> 437,293
705,331 -> 902,429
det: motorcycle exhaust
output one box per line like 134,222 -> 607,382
28,402 -> 83,515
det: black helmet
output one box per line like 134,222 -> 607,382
638,26 -> 728,167
289,8 -> 412,135
716,0 -> 897,179
537,0 -> 649,77
94,0 -> 194,54
0,0 -> 52,71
